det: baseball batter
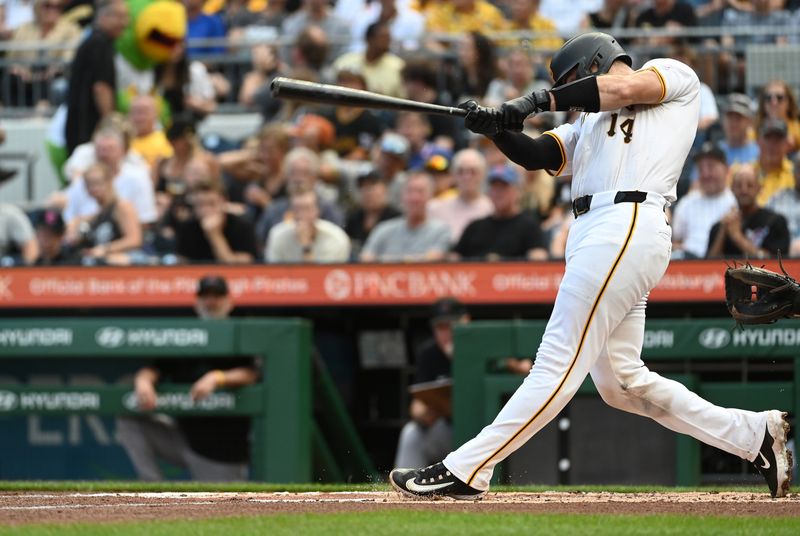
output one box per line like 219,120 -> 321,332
390,33 -> 792,500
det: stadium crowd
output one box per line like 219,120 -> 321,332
2,0 -> 800,266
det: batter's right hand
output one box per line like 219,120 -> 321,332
459,100 -> 502,137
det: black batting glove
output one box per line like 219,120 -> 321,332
499,89 -> 551,131
459,100 -> 502,137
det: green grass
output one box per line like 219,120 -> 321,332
1,512 -> 797,536
0,481 -> 770,494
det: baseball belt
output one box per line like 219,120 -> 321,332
572,190 -> 648,218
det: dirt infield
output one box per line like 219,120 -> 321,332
0,491 -> 798,525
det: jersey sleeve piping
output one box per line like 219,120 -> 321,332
644,66 -> 667,103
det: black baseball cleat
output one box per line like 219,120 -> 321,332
752,410 -> 793,498
389,462 -> 487,500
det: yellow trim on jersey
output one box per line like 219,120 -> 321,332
542,131 -> 566,177
645,66 -> 667,103
465,202 -> 640,487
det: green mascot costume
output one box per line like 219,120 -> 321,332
47,0 -> 186,186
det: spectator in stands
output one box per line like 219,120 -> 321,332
118,274 -> 259,481
671,143 -> 737,259
401,59 -> 463,149
71,162 -> 143,265
64,0 -> 128,156
176,179 -> 257,263
63,123 -> 157,229
586,0 -> 636,35
707,164 -> 790,258
128,95 -> 173,170
265,189 -> 350,263
451,164 -> 548,261
424,0 -> 507,38
361,171 -> 451,262
396,111 -> 434,171
282,0 -> 351,64
63,113 -> 135,183
766,151 -> 800,256
755,80 -> 800,154
378,132 -> 413,211
332,20 -> 405,98
5,0 -> 81,108
427,148 -> 493,243
238,43 -> 284,112
157,117 -> 220,202
319,68 -> 386,159
0,202 -> 38,264
237,124 -> 290,219
345,169 -> 401,258
155,41 -> 218,121
424,147 -> 457,200
506,0 -> 562,51
33,208 -> 70,265
634,0 -> 697,46
184,0 -> 226,59
720,93 -> 760,166
255,147 -> 344,244
446,31 -> 498,104
349,0 -> 425,53
754,118 -> 795,206
539,0 -> 594,37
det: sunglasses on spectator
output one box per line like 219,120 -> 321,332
764,93 -> 786,103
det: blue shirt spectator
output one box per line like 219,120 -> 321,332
186,0 -> 226,59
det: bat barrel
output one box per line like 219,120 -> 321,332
270,77 -> 468,118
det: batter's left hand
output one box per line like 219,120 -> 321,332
500,89 -> 551,131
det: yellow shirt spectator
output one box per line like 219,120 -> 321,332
131,131 -> 174,169
754,158 -> 794,206
425,0 -> 508,34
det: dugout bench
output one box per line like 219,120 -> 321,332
453,319 -> 800,486
0,318 -> 375,482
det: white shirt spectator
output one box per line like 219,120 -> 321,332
63,161 -> 157,224
266,219 -> 351,263
766,187 -> 800,243
1,0 -> 34,32
348,0 -> 425,52
671,188 -> 737,258
64,144 -> 148,183
699,82 -> 719,127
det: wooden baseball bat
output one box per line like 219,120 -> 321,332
270,77 -> 468,117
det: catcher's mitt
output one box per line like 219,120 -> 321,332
725,261 -> 800,324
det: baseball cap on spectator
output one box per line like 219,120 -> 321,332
167,116 -> 197,140
760,118 -> 788,138
487,165 -> 520,186
380,133 -> 410,158
36,209 -> 65,234
693,141 -> 727,164
423,147 -> 453,173
197,275 -> 229,296
726,93 -> 753,118
430,296 -> 468,323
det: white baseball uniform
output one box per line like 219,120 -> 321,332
443,58 -> 769,490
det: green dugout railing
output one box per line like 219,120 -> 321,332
453,319 -> 800,486
0,318 -> 375,483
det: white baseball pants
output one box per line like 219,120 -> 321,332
444,192 -> 768,490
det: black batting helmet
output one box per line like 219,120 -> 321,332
550,32 -> 631,87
